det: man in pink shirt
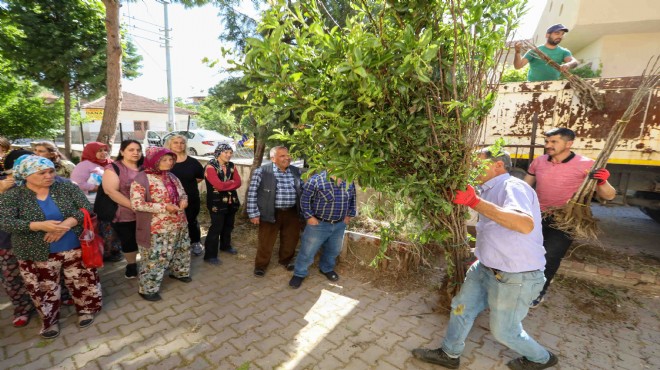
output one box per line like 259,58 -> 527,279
524,128 -> 616,307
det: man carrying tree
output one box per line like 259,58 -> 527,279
524,128 -> 616,307
413,148 -> 558,370
514,24 -> 579,81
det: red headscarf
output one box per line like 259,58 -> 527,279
82,142 -> 112,166
143,147 -> 180,205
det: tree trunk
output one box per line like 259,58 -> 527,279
63,81 -> 72,159
97,0 -> 122,146
241,121 -> 267,217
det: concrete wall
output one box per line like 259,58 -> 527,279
597,32 -> 660,77
530,0 -> 660,77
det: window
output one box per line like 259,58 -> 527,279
134,121 -> 149,131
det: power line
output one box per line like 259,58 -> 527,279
122,13 -> 163,29
125,23 -> 169,38
125,32 -> 166,45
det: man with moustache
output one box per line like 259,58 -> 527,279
514,24 -> 579,81
247,146 -> 303,277
524,128 -> 616,307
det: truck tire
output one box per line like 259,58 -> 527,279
633,191 -> 660,224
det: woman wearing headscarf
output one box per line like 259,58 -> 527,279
0,155 -> 102,339
0,149 -> 36,328
203,144 -> 242,266
33,141 -> 75,179
164,134 -> 205,256
71,142 -> 122,262
130,147 -> 190,302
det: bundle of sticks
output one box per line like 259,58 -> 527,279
522,40 -> 604,110
551,55 -> 660,240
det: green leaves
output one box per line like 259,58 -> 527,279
234,0 -> 524,247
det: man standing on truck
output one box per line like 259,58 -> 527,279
524,128 -> 616,307
514,24 -> 579,82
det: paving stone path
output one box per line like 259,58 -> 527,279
1,240 -> 658,370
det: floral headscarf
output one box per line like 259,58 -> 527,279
13,155 -> 55,186
143,147 -> 180,204
208,143 -> 233,173
82,142 -> 112,166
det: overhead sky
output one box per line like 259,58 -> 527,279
122,0 -> 546,101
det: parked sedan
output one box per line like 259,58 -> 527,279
144,129 -> 236,156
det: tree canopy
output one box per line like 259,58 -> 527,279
234,0 -> 525,297
0,0 -> 141,155
0,57 -> 64,140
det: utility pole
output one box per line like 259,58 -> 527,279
161,1 -> 175,131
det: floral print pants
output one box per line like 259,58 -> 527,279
138,228 -> 191,295
18,249 -> 102,331
0,249 -> 34,318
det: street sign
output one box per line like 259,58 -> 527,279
84,108 -> 104,121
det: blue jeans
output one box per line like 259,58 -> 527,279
293,221 -> 346,277
441,261 -> 550,363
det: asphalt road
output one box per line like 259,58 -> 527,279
591,204 -> 660,258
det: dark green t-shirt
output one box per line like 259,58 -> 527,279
524,45 -> 572,82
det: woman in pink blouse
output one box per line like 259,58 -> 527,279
130,147 -> 190,302
71,142 -> 122,262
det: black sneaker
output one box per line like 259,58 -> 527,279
220,247 -> 238,255
320,270 -> 339,282
289,276 -> 304,289
78,314 -> 95,328
507,352 -> 558,370
40,324 -> 60,339
168,274 -> 192,283
125,263 -> 138,279
139,292 -> 162,302
412,348 -> 460,369
530,293 -> 545,309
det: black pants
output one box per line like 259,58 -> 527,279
203,208 -> 237,260
184,199 -> 201,244
541,216 -> 573,295
111,221 -> 138,253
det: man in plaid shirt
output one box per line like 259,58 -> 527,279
247,146 -> 303,277
288,170 -> 356,289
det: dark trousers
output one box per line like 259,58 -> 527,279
204,208 -> 237,260
255,208 -> 302,270
541,216 -> 573,295
111,221 -> 138,253
184,199 -> 201,244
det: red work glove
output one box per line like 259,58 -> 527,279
453,185 -> 480,208
589,168 -> 610,185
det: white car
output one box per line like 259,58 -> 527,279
144,129 -> 236,156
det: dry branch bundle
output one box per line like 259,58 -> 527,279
522,41 -> 605,110
551,56 -> 660,240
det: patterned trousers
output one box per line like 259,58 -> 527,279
138,228 -> 191,295
0,249 -> 34,318
18,249 -> 102,331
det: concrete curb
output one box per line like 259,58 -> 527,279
559,259 -> 659,293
